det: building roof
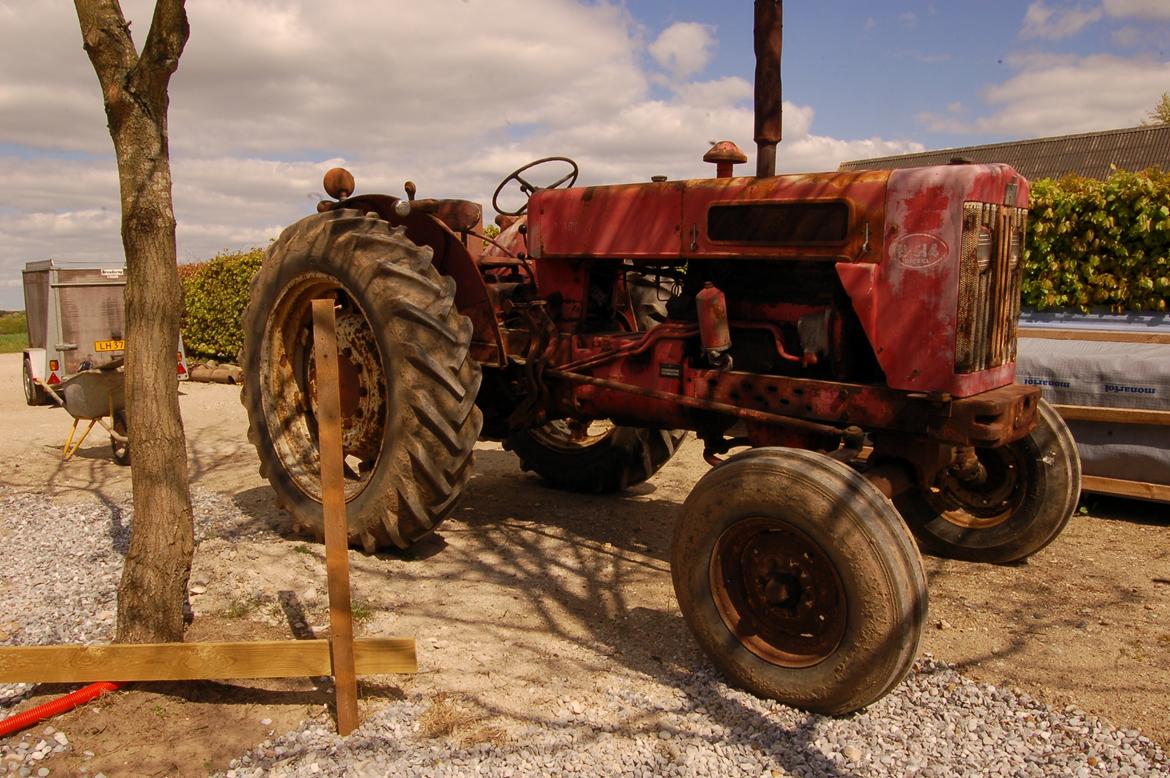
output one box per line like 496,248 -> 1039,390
838,125 -> 1170,180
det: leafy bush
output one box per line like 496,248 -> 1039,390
0,310 -> 27,336
0,311 -> 28,353
180,248 -> 264,360
1024,169 -> 1170,312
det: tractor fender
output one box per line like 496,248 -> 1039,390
337,194 -> 505,367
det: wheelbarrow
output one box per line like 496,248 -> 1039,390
40,361 -> 130,465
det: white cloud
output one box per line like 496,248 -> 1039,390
917,54 -> 1170,136
1111,26 -> 1142,45
1103,0 -> 1170,21
786,135 -> 925,173
1021,1 -> 1103,39
0,1 -> 925,308
649,22 -> 716,80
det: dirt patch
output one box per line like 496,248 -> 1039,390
0,352 -> 1167,776
920,496 -> 1170,742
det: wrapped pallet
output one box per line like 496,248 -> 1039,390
1016,313 -> 1170,502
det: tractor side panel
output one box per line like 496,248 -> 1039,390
530,171 -> 891,264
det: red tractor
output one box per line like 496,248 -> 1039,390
240,2 -> 1079,714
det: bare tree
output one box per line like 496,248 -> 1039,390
1145,92 -> 1170,126
74,0 -> 194,643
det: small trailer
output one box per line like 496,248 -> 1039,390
21,259 -> 188,464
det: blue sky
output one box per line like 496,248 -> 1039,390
0,0 -> 1168,309
628,0 -> 1170,147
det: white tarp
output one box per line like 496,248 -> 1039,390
1016,338 -> 1170,487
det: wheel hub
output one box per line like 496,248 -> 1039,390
710,518 -> 846,668
933,445 -> 1026,529
529,418 -> 616,452
333,310 -> 387,461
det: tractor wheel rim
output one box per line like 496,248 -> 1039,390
709,518 -> 846,668
932,445 -> 1027,530
264,273 -> 388,502
530,418 -> 616,452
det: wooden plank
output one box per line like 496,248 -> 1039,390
1019,327 -> 1170,345
0,638 -> 416,683
312,299 -> 360,736
353,638 -> 418,675
1053,403 -> 1170,426
1081,475 -> 1170,503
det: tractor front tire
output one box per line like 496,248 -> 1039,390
672,448 -> 927,715
240,209 -> 482,551
894,399 -> 1080,564
507,423 -> 686,493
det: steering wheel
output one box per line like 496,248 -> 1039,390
492,156 -> 579,216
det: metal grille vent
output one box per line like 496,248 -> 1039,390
955,203 -> 1027,373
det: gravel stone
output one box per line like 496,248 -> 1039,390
1,487 -> 1168,777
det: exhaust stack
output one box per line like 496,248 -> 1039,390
754,0 -> 782,177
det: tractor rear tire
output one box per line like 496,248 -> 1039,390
240,209 -> 483,551
894,399 -> 1080,564
672,448 -> 927,715
507,423 -> 686,493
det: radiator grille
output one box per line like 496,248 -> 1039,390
955,203 -> 1027,373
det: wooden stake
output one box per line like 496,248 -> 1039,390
311,299 -> 360,736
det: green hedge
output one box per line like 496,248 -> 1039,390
180,248 -> 265,360
1024,169 -> 1170,312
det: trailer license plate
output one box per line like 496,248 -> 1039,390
94,339 -> 125,352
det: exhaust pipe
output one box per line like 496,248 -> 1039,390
754,0 -> 782,177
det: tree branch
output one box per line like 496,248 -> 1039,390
136,0 -> 190,103
74,0 -> 138,90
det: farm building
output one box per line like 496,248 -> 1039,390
839,124 -> 1170,180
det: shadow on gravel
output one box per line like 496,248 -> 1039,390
369,446 -> 856,777
203,443 -> 918,774
225,485 -> 291,539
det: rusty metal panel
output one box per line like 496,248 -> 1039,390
955,203 -> 1027,374
529,170 -> 890,262
682,171 -> 888,261
835,163 -> 1029,397
529,181 -> 685,259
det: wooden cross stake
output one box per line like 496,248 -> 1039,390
311,298 -> 360,736
0,301 -> 416,738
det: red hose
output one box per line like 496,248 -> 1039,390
0,682 -> 122,738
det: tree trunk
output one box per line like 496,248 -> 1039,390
75,0 -> 193,644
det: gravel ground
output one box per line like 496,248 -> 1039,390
1,487 -> 1168,777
